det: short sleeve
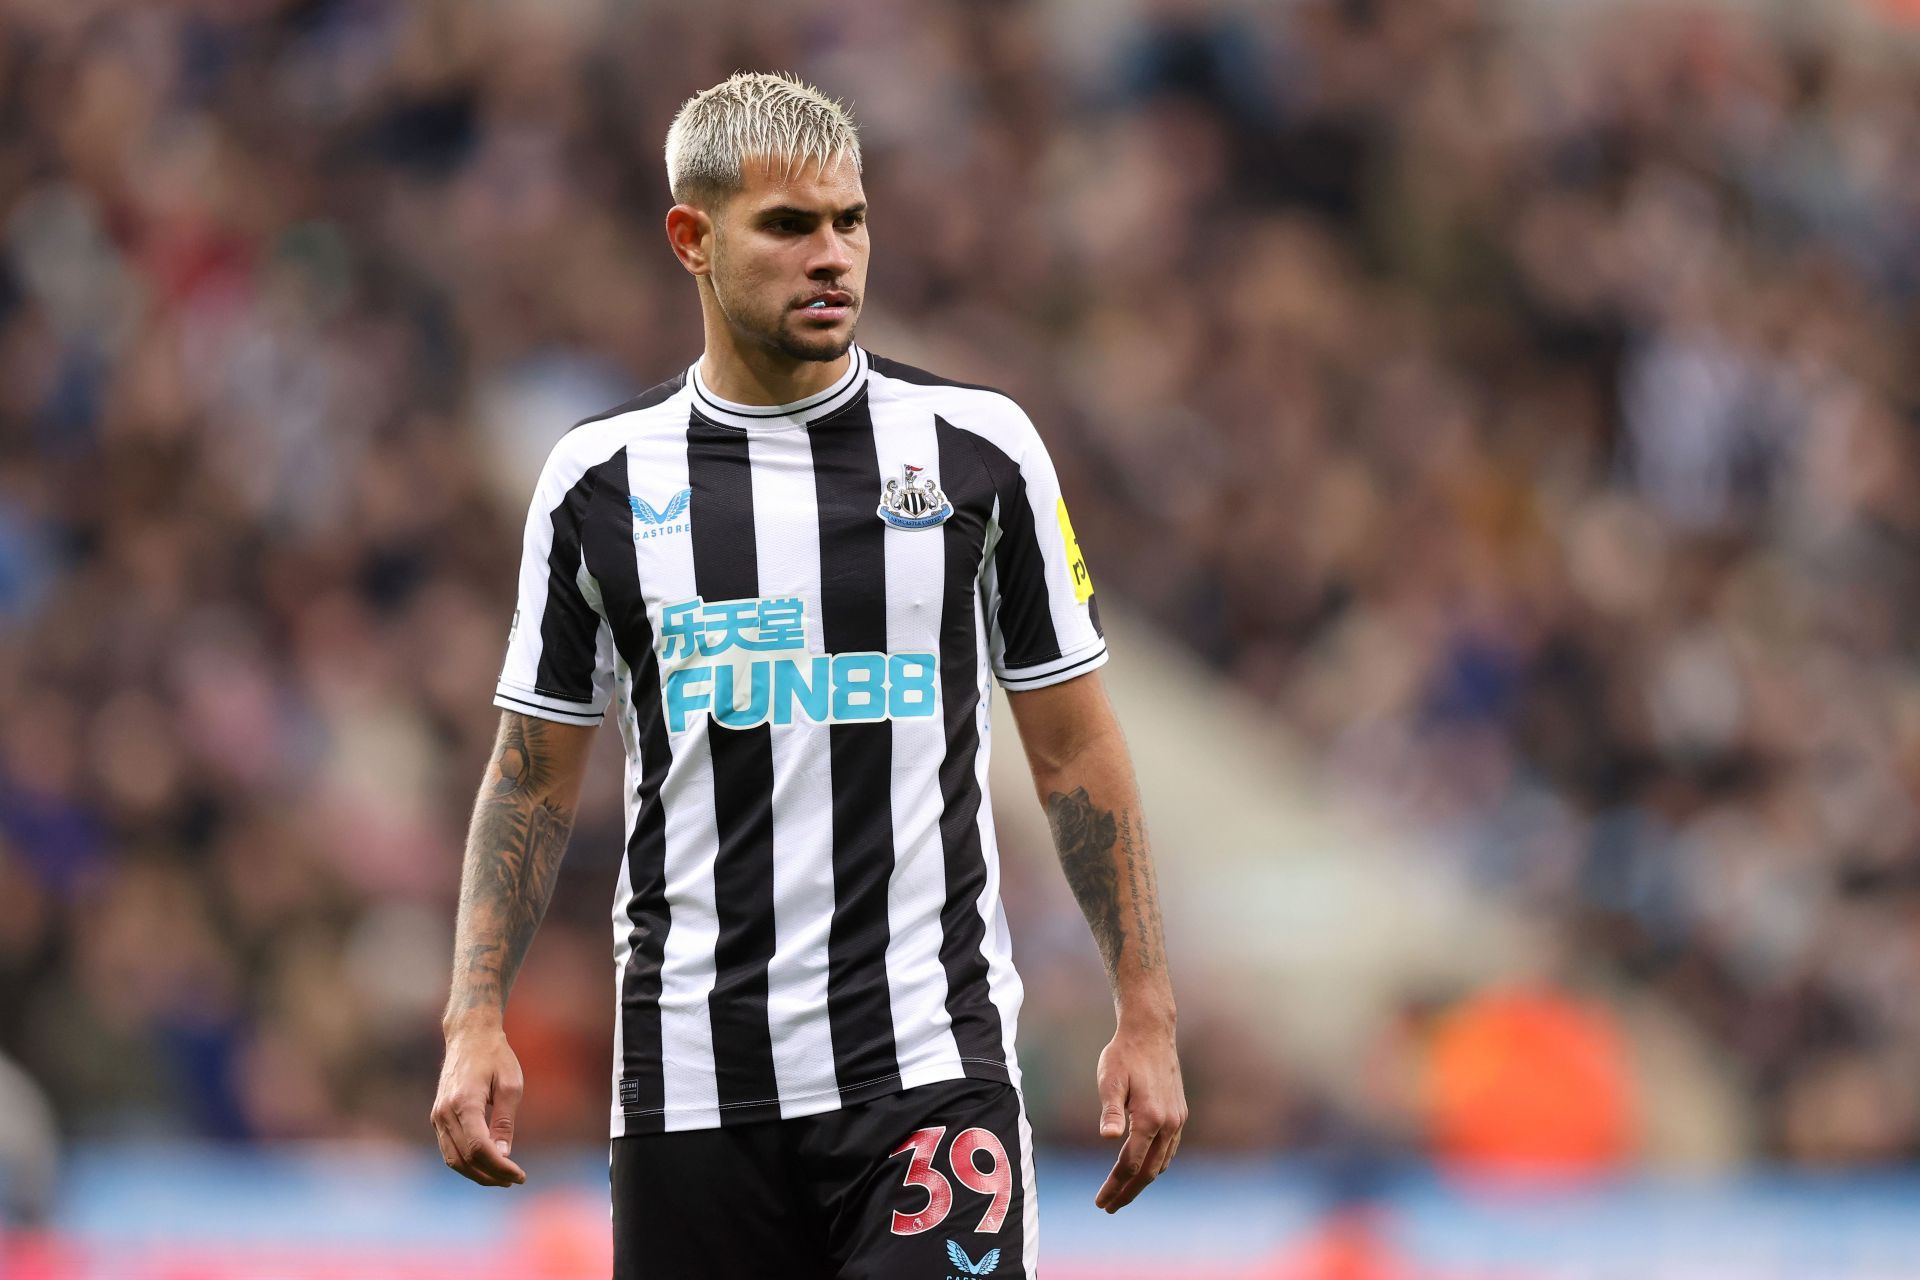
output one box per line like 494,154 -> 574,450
494,444 -> 615,726
985,417 -> 1108,691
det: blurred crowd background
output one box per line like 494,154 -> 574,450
3,0 -> 1920,1225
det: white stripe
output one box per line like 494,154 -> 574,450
979,497 -> 1010,682
630,429 -> 723,1131
974,580 -> 1025,1089
1017,1091 -> 1041,1277
608,658 -> 638,1137
746,429 -> 843,1115
995,637 -> 1109,690
872,403 -> 967,1086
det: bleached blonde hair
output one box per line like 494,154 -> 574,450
665,72 -> 861,208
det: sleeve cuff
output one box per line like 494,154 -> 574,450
494,680 -> 606,727
995,639 -> 1109,691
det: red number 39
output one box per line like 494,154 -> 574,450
889,1125 -> 1013,1236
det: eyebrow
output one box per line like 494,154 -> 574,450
758,202 -> 868,221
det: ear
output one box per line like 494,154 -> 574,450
665,204 -> 714,276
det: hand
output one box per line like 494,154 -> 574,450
430,1020 -> 529,1187
1093,1015 -> 1187,1212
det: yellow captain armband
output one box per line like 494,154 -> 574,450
1056,497 -> 1093,604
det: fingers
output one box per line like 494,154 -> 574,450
432,1117 -> 463,1175
457,1095 -> 528,1185
490,1073 -> 524,1159
431,1090 -> 527,1187
1095,1117 -> 1164,1213
1155,1128 -> 1183,1178
1097,1064 -> 1127,1140
1093,1087 -> 1188,1212
1097,1097 -> 1126,1140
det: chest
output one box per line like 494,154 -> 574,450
598,409 -> 993,660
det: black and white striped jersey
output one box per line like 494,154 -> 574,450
495,345 -> 1107,1135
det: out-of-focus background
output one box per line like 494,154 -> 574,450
3,0 -> 1920,1275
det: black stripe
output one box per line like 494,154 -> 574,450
572,371 -> 687,431
532,470 -> 602,703
580,448 -> 674,1133
932,417 -> 1010,1071
966,433 -> 1064,670
809,393 -> 904,1102
687,416 -> 783,1124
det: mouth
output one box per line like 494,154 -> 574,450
796,290 -> 855,323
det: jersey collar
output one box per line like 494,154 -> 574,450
689,345 -> 869,431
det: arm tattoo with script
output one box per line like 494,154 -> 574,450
451,715 -> 577,1017
1048,786 -> 1126,979
1117,812 -> 1165,975
1047,787 -> 1168,983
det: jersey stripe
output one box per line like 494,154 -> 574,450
746,427 -> 842,1114
808,394 -> 905,1102
1014,1094 -> 1042,1278
979,443 -> 1063,669
530,467 -> 597,701
510,469 -> 604,714
646,422 -> 723,1132
583,447 -> 672,1134
687,417 -> 784,1125
932,416 -> 1013,1074
873,401 -> 967,1089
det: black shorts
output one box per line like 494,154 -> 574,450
611,1077 -> 1035,1279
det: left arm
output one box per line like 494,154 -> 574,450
1008,671 -> 1186,1212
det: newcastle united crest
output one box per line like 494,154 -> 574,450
877,463 -> 953,530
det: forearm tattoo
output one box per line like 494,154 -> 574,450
450,716 -> 576,1016
1047,786 -> 1126,978
1047,786 -> 1168,983
1117,812 -> 1164,974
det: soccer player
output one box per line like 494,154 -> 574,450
431,71 -> 1185,1279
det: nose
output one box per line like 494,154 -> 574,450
807,225 -> 854,280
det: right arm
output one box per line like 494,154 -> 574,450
430,710 -> 596,1186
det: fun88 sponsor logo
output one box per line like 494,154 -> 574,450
657,596 -> 938,733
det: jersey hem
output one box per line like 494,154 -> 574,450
608,1058 -> 1013,1134
494,682 -> 605,726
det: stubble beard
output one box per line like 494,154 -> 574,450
711,260 -> 856,364
749,300 -> 857,364
770,316 -> 855,363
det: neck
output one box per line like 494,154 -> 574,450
698,302 -> 850,407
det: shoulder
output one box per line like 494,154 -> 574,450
570,369 -> 691,436
536,371 -> 692,489
864,352 -> 1042,461
865,351 -> 1009,398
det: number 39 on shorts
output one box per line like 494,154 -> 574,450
888,1125 -> 1012,1236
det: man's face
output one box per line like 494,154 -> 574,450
706,154 -> 868,364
